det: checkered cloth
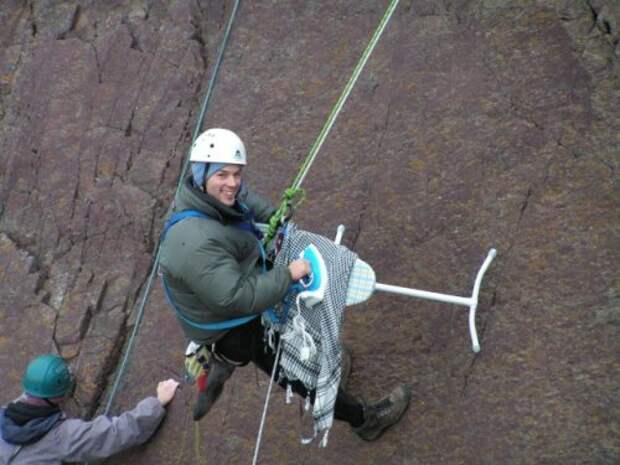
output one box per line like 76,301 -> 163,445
269,222 -> 357,439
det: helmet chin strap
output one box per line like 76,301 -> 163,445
23,395 -> 61,407
43,397 -> 60,407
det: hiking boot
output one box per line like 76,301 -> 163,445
353,384 -> 412,441
340,345 -> 352,390
193,357 -> 235,421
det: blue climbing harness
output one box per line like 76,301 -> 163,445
160,208 -> 281,330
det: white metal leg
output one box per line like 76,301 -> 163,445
467,248 -> 497,352
373,283 -> 473,306
334,224 -> 346,245
335,224 -> 497,353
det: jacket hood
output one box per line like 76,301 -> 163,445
0,407 -> 62,445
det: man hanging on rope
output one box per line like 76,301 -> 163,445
0,354 -> 179,464
158,128 -> 410,442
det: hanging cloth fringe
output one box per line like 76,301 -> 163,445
272,223 -> 358,444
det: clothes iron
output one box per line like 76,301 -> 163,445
297,243 -> 328,308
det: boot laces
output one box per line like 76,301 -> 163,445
374,397 -> 394,418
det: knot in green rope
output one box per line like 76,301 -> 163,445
263,187 -> 305,246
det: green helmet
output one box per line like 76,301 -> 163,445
22,354 -> 73,398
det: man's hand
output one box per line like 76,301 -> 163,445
288,259 -> 311,281
156,379 -> 180,406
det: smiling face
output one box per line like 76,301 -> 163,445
205,164 -> 243,206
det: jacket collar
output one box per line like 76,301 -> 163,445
176,176 -> 246,224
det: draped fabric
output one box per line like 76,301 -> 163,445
270,223 -> 357,437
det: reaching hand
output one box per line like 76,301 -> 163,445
288,259 -> 311,281
156,379 -> 180,406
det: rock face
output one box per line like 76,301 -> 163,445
0,1 -> 618,464
0,0 -> 207,416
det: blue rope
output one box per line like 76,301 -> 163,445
103,0 -> 242,417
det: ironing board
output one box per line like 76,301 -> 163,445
257,222 -> 497,353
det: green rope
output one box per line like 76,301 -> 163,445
102,0 -> 241,417
265,187 -> 305,240
263,0 -> 400,246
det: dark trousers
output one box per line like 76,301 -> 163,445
213,317 -> 364,427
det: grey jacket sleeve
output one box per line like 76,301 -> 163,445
53,397 -> 165,462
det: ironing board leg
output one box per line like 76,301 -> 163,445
334,224 -> 346,245
374,249 -> 497,353
334,224 -> 496,352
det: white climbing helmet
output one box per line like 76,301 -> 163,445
189,128 -> 247,165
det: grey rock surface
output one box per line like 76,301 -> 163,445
0,1 -> 618,464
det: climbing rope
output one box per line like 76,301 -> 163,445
102,0 -> 241,417
193,422 -> 203,465
251,339 -> 283,465
264,0 -> 400,246
175,0 -> 242,201
252,1 -> 400,461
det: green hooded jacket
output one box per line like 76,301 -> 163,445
159,176 -> 293,344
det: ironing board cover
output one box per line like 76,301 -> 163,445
345,259 -> 375,306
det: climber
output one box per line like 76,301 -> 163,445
158,127 -> 410,441
0,354 -> 179,464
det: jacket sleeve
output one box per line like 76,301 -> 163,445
239,186 -> 277,223
184,237 -> 293,317
53,397 -> 165,462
